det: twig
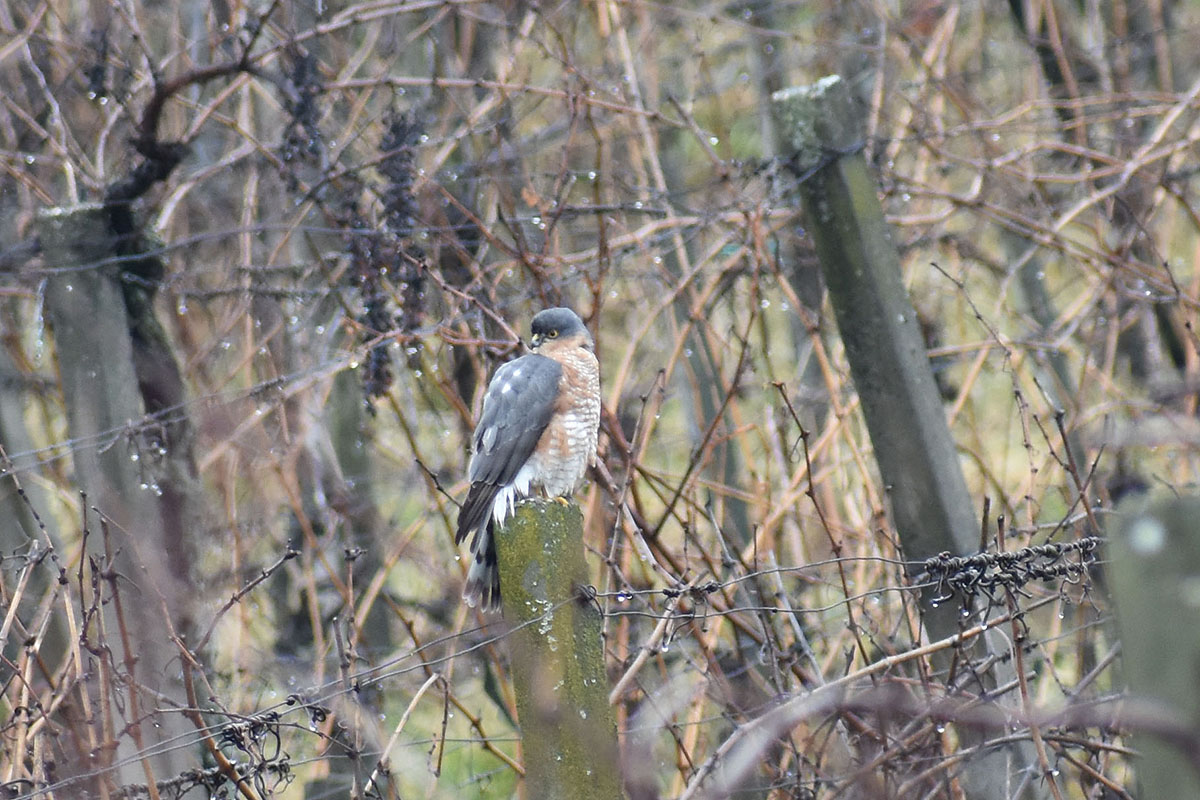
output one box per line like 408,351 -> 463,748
194,547 -> 299,654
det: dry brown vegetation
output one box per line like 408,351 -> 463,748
3,0 -> 1200,797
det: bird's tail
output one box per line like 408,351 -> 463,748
462,519 -> 501,611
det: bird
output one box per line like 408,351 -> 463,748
455,307 -> 601,610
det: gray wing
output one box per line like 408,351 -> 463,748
456,353 -> 561,542
470,353 -> 561,483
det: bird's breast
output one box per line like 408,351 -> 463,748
530,349 -> 600,497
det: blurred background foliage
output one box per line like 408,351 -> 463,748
3,0 -> 1200,797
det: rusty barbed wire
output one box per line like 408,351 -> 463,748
917,537 -> 1103,604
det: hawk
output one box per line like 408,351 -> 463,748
456,307 -> 601,610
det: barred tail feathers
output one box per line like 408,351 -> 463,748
457,465 -> 539,610
462,519 -> 501,610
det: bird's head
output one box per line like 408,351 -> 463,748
529,307 -> 591,351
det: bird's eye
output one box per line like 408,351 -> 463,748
546,329 -> 558,338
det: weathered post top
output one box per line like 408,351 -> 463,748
772,75 -> 858,168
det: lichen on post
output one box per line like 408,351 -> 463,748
495,498 -> 622,800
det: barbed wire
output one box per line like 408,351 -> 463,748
916,537 -> 1103,605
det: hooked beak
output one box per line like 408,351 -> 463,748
529,333 -> 543,349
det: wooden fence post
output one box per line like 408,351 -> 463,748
1109,497 -> 1200,798
36,203 -> 193,788
495,499 -> 623,800
772,76 -> 1048,800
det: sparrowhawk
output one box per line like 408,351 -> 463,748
455,307 -> 601,610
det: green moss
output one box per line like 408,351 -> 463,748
495,500 -> 623,800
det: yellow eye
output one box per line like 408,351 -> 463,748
546,329 -> 558,338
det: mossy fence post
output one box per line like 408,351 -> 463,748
1108,497 -> 1200,798
772,77 -> 1048,800
495,499 -> 623,800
